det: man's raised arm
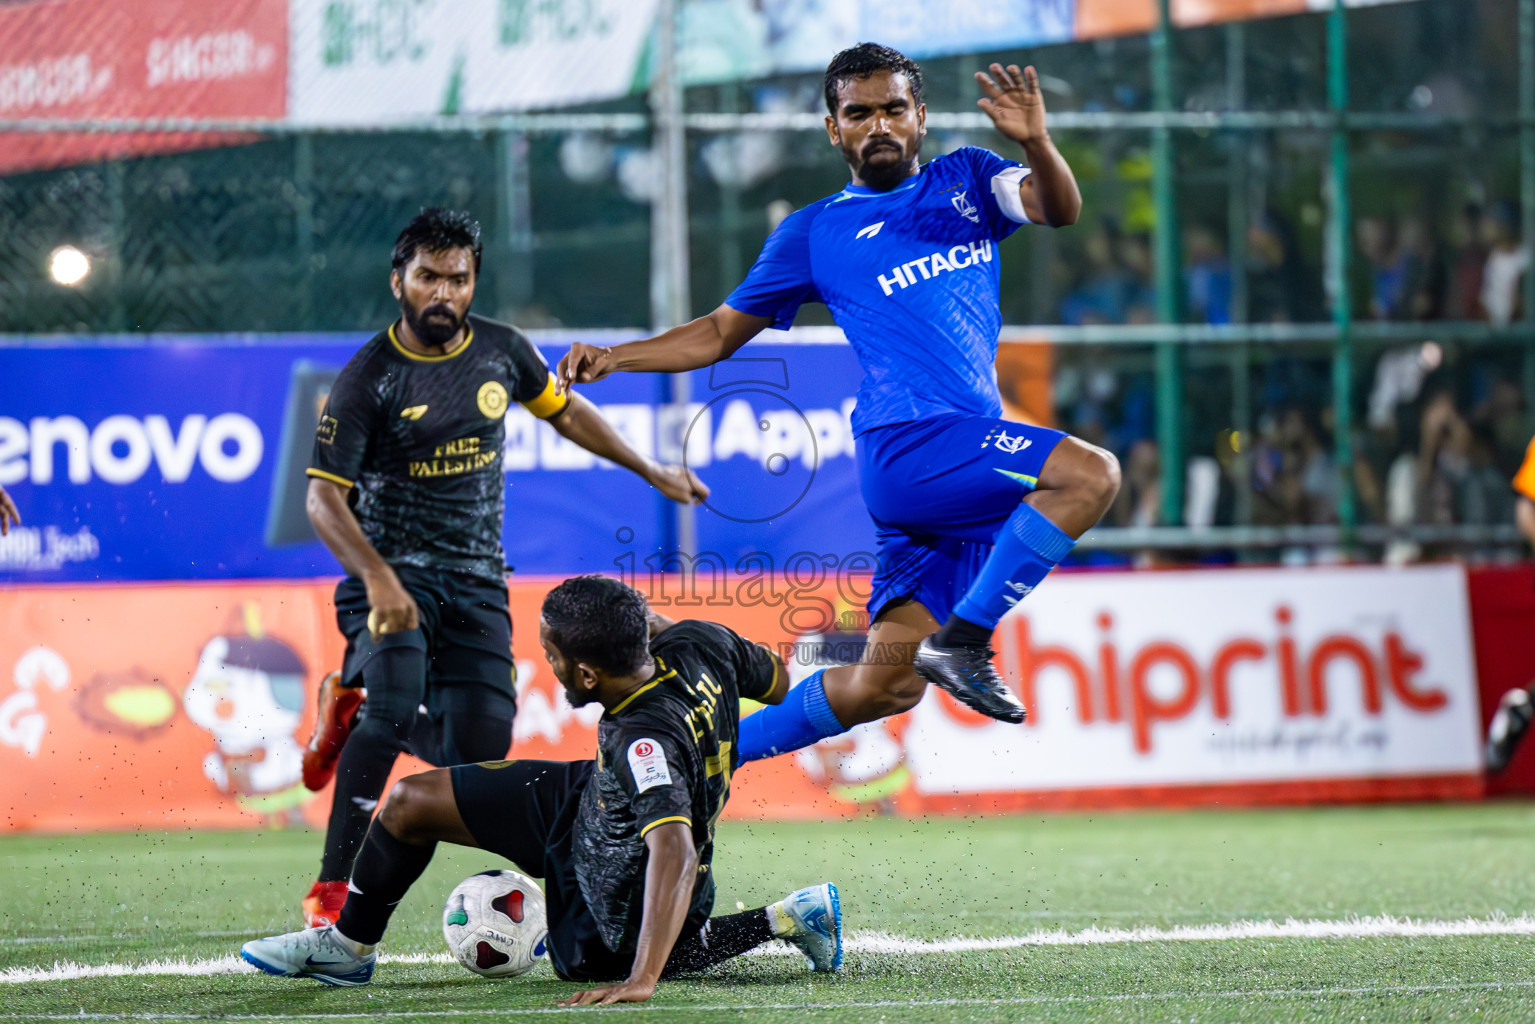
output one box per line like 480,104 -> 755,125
557,304 -> 772,392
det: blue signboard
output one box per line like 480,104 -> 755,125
0,334 -> 877,582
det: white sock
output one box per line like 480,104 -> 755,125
331,927 -> 376,958
766,901 -> 794,938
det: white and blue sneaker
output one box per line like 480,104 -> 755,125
770,882 -> 842,972
240,925 -> 376,987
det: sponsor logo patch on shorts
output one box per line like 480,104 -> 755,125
627,738 -> 673,793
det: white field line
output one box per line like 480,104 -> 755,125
5,913 -> 1535,985
2,982 -> 1535,1019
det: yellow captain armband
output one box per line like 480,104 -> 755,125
520,372 -> 571,420
306,468 -> 355,488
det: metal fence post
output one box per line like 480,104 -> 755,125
1153,0 -> 1185,526
1327,0 -> 1356,537
1226,21 -> 1253,531
650,0 -> 696,557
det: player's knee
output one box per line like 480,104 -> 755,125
378,775 -> 432,841
1058,437 -> 1121,513
1088,444 -> 1122,511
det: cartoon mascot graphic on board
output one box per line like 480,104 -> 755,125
182,604 -> 312,823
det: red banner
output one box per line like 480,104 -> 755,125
0,0 -> 286,174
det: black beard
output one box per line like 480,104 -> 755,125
559,678 -> 599,709
402,297 -> 463,346
854,140 -> 914,192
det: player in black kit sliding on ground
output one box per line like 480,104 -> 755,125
243,575 -> 842,1004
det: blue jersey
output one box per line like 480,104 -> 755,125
726,146 -> 1033,436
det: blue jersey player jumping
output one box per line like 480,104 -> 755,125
557,44 -> 1120,757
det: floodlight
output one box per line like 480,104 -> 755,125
49,246 -> 90,286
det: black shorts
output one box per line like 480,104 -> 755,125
335,565 -> 516,716
451,759 -> 628,982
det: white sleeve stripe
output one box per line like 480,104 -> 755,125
991,166 -> 1033,224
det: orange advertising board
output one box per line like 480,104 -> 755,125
0,565 -> 1483,836
0,576 -> 868,834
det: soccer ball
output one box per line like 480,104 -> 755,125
442,869 -> 549,978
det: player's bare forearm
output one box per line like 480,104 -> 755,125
1518,497 -> 1535,547
551,392 -> 655,477
305,478 -> 417,637
1019,135 -> 1081,228
552,393 -> 709,505
560,822 -> 696,1005
557,306 -> 771,389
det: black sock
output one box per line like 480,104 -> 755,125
335,822 -> 436,945
662,908 -> 774,976
933,614 -> 993,650
318,647 -> 426,881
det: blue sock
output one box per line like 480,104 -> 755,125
737,669 -> 845,763
951,503 -> 1075,631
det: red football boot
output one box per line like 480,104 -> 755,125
301,879 -> 350,929
301,670 -> 364,792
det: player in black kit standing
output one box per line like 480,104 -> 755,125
297,209 -> 709,927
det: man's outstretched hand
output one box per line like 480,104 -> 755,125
0,484 -> 19,536
648,463 -> 710,505
557,343 -> 616,393
559,978 -> 657,1006
976,63 -> 1048,146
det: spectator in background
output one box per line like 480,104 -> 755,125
1397,216 -> 1441,320
1061,222 -> 1133,325
1415,390 -> 1475,526
1444,203 -> 1487,320
1115,233 -> 1157,324
1109,437 -> 1162,531
1183,225 -> 1232,325
1479,201 -> 1529,325
1248,209 -> 1316,322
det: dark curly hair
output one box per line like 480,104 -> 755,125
541,575 -> 650,675
824,42 -> 924,116
391,207 -> 483,275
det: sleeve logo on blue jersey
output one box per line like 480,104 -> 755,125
855,221 -> 885,239
951,191 -> 981,224
981,427 -> 1033,455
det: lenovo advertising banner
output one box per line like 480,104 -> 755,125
0,564 -> 1481,833
0,0 -> 287,174
0,333 -> 877,583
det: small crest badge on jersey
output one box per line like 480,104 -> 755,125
952,191 -> 980,224
627,738 -> 673,792
477,381 -> 509,419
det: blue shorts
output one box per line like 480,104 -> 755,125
857,415 -> 1066,624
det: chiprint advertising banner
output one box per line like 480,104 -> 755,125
0,563 -> 1481,833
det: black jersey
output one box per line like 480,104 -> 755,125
307,314 -> 569,583
571,620 -> 779,952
